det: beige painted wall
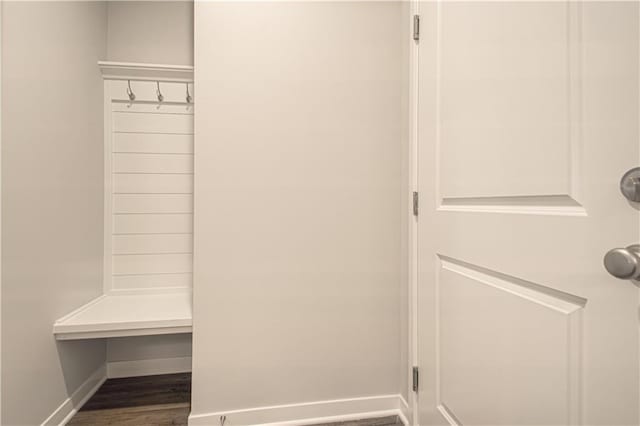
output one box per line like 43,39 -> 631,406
192,1 -> 406,417
107,1 -> 193,65
1,2 -> 107,424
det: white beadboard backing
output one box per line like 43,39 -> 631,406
113,153 -> 194,174
113,111 -> 193,134
113,174 -> 193,194
113,273 -> 193,290
113,133 -> 193,154
112,102 -> 194,115
113,194 -> 193,214
105,84 -> 194,292
113,254 -> 193,276
114,214 -> 193,234
113,234 -> 193,255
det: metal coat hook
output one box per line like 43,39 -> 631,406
186,83 -> 193,104
156,81 -> 164,102
126,80 -> 135,101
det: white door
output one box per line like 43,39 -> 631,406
417,1 -> 640,425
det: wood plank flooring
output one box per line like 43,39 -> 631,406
316,417 -> 403,426
68,373 -> 191,426
68,373 -> 403,426
81,373 -> 191,411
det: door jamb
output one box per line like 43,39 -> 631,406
408,0 -> 420,424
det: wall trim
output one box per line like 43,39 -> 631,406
399,395 -> 410,425
188,394 -> 408,426
107,356 -> 192,378
40,365 -> 106,426
98,60 -> 194,82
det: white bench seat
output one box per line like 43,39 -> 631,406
53,291 -> 192,340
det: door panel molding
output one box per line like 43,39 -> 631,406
439,194 -> 586,216
438,256 -> 587,312
435,255 -> 584,425
434,2 -> 584,214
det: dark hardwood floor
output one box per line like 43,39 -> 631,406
68,373 -> 191,426
316,417 -> 403,426
68,373 -> 403,426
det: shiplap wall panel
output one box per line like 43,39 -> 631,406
113,194 -> 193,214
113,273 -> 193,290
113,214 -> 192,234
112,102 -> 194,115
113,133 -> 193,154
113,153 -> 194,174
113,112 -> 193,134
113,174 -> 193,194
113,253 -> 193,275
113,234 -> 193,255
106,89 -> 194,292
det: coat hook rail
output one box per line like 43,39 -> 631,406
121,79 -> 195,103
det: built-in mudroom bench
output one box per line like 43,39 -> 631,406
53,62 -> 194,342
53,291 -> 192,340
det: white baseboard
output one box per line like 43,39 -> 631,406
41,365 -> 107,426
398,395 -> 410,425
107,356 -> 192,378
188,394 -> 408,426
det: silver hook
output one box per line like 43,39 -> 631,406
156,81 -> 164,102
126,80 -> 135,101
186,83 -> 192,104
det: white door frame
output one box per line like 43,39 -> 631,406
408,1 -> 420,425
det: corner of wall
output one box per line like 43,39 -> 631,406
1,2 -> 108,424
40,365 -> 107,426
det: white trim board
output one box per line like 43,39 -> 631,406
40,365 -> 106,426
107,356 -> 192,379
398,395 -> 410,426
188,394 -> 408,426
98,61 -> 194,82
408,0 -> 420,423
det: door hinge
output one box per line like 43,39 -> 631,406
412,366 -> 419,392
413,15 -> 420,41
413,191 -> 419,216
